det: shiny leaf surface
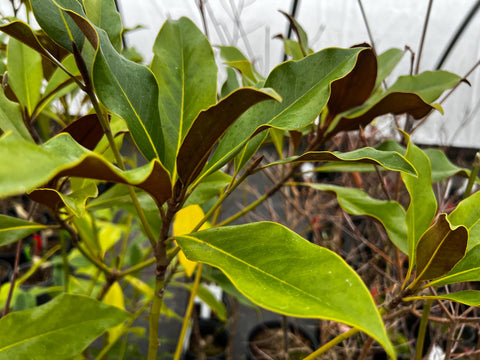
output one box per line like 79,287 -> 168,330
0,294 -> 129,360
177,87 -> 280,187
268,147 -> 416,176
0,87 -> 32,141
208,47 -> 370,178
0,215 -> 48,246
92,28 -> 163,162
218,46 -> 263,85
64,9 -> 164,163
151,17 -> 217,176
84,0 -> 123,51
330,71 -> 461,137
402,133 -> 437,271
176,222 -> 394,358
375,48 -> 404,90
7,37 -> 43,116
30,0 -> 85,52
0,133 -> 171,205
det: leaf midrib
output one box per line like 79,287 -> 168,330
180,234 -> 360,316
0,316 -> 120,353
202,50 -> 364,184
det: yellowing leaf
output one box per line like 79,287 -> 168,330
104,282 -> 125,310
104,282 -> 125,343
173,205 -> 208,277
98,223 -> 123,257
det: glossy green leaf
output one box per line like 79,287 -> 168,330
430,244 -> 480,286
207,47 -> 370,179
92,28 -> 163,162
151,17 -> 217,177
176,222 -> 395,358
63,10 -> 164,163
267,147 -> 416,176
29,182 -> 98,217
84,0 -> 123,51
0,133 -> 171,205
0,87 -> 32,141
404,290 -> 480,307
375,48 -> 404,90
177,88 -> 280,187
0,215 -> 48,246
7,37 -> 43,116
185,171 -> 232,207
330,70 -> 461,137
448,190 -> 480,250
401,133 -> 437,271
425,149 -> 472,182
303,184 -> 408,253
30,0 -> 86,52
0,293 -> 129,360
319,144 -> 474,184
415,214 -> 468,282
218,46 -> 263,85
277,36 -> 305,60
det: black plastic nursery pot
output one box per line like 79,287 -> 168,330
16,262 -> 55,306
0,239 -> 32,268
247,320 -> 316,360
184,317 -> 230,360
0,259 -> 12,284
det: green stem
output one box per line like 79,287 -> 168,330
415,299 -> 433,360
60,231 -> 70,293
117,215 -> 132,270
303,328 -> 360,360
147,275 -> 165,360
217,192 -> 269,227
173,263 -> 204,360
118,257 -> 156,278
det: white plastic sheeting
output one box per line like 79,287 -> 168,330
0,1 -> 477,148
117,0 -> 479,148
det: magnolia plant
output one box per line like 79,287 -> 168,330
0,1 -> 478,359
